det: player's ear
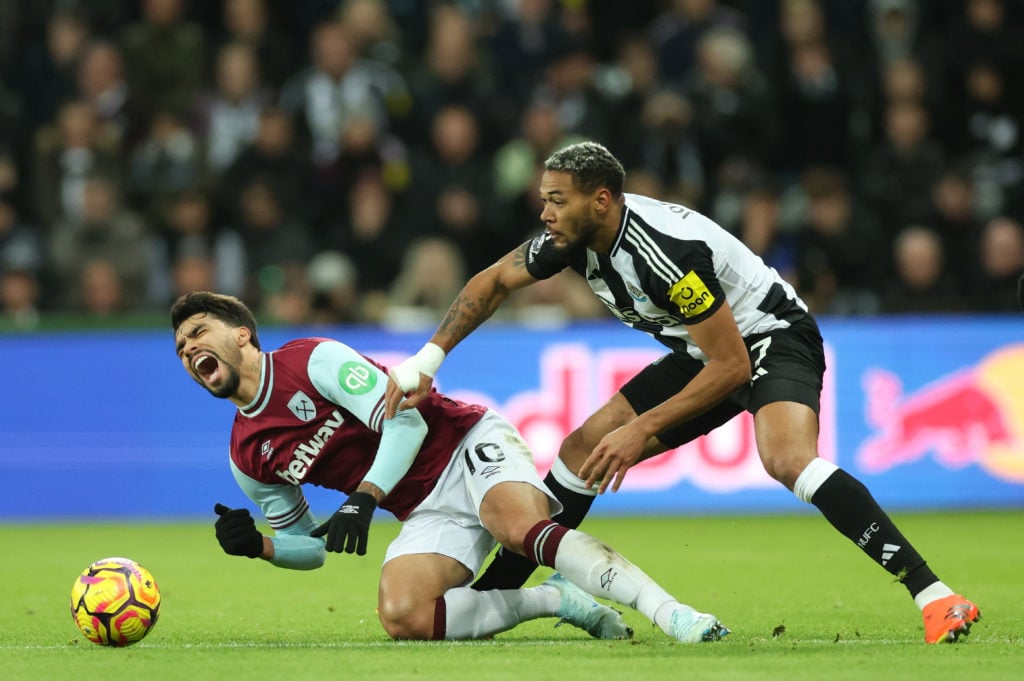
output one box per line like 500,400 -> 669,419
594,187 -> 612,213
236,325 -> 251,347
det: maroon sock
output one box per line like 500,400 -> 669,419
431,596 -> 446,640
523,520 -> 570,568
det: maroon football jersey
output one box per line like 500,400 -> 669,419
229,338 -> 486,520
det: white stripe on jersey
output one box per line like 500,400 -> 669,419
625,218 -> 684,284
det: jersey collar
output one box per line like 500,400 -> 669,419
239,352 -> 274,418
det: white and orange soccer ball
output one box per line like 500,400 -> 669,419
70,557 -> 161,646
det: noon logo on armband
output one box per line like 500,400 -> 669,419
668,270 -> 715,318
339,361 -> 377,395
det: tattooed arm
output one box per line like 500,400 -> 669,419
384,242 -> 540,417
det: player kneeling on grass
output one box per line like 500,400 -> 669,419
171,291 -> 728,643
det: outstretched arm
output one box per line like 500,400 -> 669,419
384,243 -> 539,417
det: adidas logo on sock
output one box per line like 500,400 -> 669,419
881,543 -> 901,566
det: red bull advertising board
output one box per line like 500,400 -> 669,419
0,316 -> 1022,519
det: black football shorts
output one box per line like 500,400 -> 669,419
619,315 -> 826,449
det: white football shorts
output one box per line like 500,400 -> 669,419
383,409 -> 561,576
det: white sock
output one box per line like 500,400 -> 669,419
793,458 -> 839,503
552,529 -> 688,636
913,581 -> 955,611
440,585 -> 559,639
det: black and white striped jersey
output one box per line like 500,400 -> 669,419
524,193 -> 808,362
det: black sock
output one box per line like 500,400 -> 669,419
811,469 -> 938,597
471,470 -> 596,591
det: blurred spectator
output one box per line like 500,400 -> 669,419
493,99 -> 583,204
0,267 -> 41,329
407,104 -> 506,273
312,108 -> 409,226
214,106 -> 313,226
279,19 -> 390,167
865,0 -> 944,78
323,171 -> 407,297
0,196 -> 43,280
31,99 -> 121,229
858,99 -> 944,236
0,194 -> 43,327
120,0 -> 207,121
487,0 -> 568,104
127,110 -> 204,220
795,167 -> 883,315
47,174 -> 160,311
880,225 -> 965,313
18,7 -> 91,128
77,257 -> 129,316
633,88 -> 704,206
218,0 -> 296,91
193,42 -> 270,177
306,249 -> 360,323
928,166 -> 987,285
944,0 -> 1024,97
405,4 -> 503,151
157,189 -> 245,300
941,60 -> 1022,211
646,0 -> 746,85
232,180 -> 316,305
529,37 -> 614,144
384,236 -> 466,328
970,216 -> 1024,311
596,35 -> 661,168
75,40 -> 144,153
338,0 -> 403,67
685,26 -> 779,201
771,0 -> 855,173
736,182 -> 798,286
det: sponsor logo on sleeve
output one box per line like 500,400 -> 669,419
339,361 -> 377,395
668,270 -> 715,318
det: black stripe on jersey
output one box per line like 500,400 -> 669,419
596,252 -> 666,337
757,281 -> 806,323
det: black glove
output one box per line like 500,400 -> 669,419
310,492 -> 377,555
213,503 -> 264,558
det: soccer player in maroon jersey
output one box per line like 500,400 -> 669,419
171,291 -> 728,642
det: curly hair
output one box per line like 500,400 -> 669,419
544,141 -> 625,197
170,291 -> 261,350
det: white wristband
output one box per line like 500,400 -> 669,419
413,342 -> 446,377
391,343 -> 446,392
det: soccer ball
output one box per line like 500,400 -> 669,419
70,557 -> 161,646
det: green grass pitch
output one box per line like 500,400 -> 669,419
2,510 -> 1020,681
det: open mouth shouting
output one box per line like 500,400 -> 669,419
192,352 -> 222,384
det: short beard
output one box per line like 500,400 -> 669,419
206,366 -> 241,399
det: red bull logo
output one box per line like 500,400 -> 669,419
859,345 -> 1024,481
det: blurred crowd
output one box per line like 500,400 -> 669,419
1,0 -> 1023,329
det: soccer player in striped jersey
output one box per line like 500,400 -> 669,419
384,141 -> 980,644
171,291 -> 728,643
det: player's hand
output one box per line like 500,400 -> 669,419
213,503 -> 264,558
310,492 -> 378,555
384,368 -> 433,419
384,343 -> 446,419
578,424 -> 649,494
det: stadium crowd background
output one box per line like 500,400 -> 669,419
0,0 -> 1023,330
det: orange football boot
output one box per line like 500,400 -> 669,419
922,594 -> 980,643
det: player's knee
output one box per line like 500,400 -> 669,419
557,429 -> 589,473
377,592 -> 435,640
763,454 -> 814,490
